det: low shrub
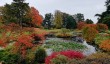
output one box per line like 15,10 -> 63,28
56,33 -> 72,38
45,50 -> 84,64
31,33 -> 44,44
77,21 -> 85,30
97,23 -> 108,32
84,24 -> 97,29
55,28 -> 72,38
95,34 -> 110,45
99,40 -> 110,52
51,54 -> 69,64
0,39 -> 7,47
82,26 -> 98,42
70,52 -> 110,64
34,47 -> 47,63
0,50 -> 20,64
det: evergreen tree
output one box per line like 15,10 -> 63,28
73,13 -> 85,22
42,13 -> 54,29
66,15 -> 77,29
3,0 -> 30,26
96,0 -> 110,29
85,19 -> 94,24
62,13 -> 69,28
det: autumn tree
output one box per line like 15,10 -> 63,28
30,7 -> 43,27
54,10 -> 63,29
82,26 -> 98,42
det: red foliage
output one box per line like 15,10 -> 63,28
0,39 -> 6,47
77,21 -> 86,30
97,23 -> 108,32
30,7 -> 43,27
3,24 -> 23,33
31,33 -> 44,40
14,35 -> 34,57
31,28 -> 48,44
84,24 -> 97,29
45,50 -> 84,64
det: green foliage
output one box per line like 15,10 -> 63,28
44,40 -> 86,52
75,13 -> 85,22
56,28 -> 72,38
52,54 -> 69,64
103,16 -> 110,29
34,47 -> 47,63
42,13 -> 54,29
85,19 -> 93,24
2,0 -> 31,26
54,10 -> 63,29
62,13 -> 69,28
96,0 -> 110,29
0,50 -> 20,64
66,15 -> 77,29
95,33 -> 110,45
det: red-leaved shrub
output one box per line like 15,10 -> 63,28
84,24 -> 97,29
13,35 -> 34,58
0,39 -> 7,47
77,21 -> 85,30
45,50 -> 84,64
97,23 -> 108,32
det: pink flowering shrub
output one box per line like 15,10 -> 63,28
45,50 -> 84,64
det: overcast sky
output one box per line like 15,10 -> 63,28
0,0 -> 107,23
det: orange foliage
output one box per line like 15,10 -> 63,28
34,28 -> 48,36
77,21 -> 86,30
30,7 -> 43,27
99,40 -> 110,52
82,26 -> 98,42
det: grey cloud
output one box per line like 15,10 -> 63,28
0,0 -> 107,23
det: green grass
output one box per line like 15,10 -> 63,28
44,40 -> 86,52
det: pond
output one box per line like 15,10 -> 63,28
82,41 -> 96,56
44,37 -> 96,56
